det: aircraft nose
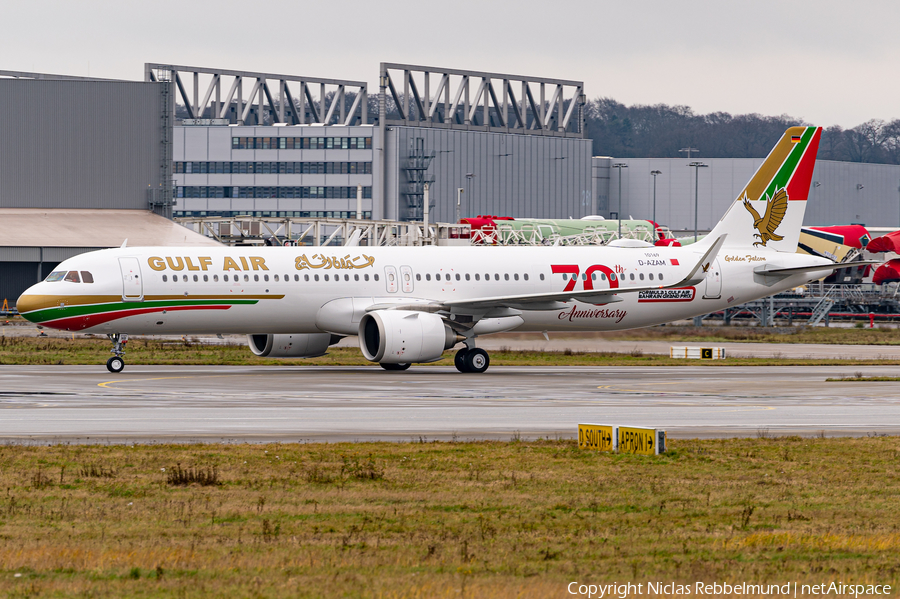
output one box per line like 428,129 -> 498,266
16,287 -> 43,322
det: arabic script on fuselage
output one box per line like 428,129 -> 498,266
294,254 -> 375,271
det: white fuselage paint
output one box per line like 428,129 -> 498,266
21,244 -> 830,337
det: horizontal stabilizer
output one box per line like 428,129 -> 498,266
753,260 -> 880,277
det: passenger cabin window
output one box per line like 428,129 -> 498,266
523,274 -> 529,281
648,273 -> 654,280
416,274 -> 421,281
639,273 -> 644,280
659,273 -> 664,281
81,271 -> 94,283
374,274 -> 380,281
203,275 -> 208,282
193,275 -> 199,282
364,274 -> 369,281
64,271 -> 80,283
629,273 -> 635,281
539,274 -> 545,281
455,274 -> 460,281
475,274 -> 480,281
465,274 -> 470,281
274,275 -> 279,282
224,275 -> 229,282
213,274 -> 219,282
45,271 -> 66,282
514,274 -> 519,281
162,274 -> 168,282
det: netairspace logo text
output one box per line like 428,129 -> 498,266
567,581 -> 893,598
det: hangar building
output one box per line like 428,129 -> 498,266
161,63 -> 591,224
593,157 -> 900,234
3,61 -> 900,305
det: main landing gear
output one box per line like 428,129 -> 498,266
454,347 -> 490,374
106,333 -> 128,373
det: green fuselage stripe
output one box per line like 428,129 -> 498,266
26,299 -> 260,324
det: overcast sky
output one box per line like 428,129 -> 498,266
2,0 -> 897,129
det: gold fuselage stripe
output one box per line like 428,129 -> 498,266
16,294 -> 284,313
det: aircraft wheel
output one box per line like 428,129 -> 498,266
454,348 -> 470,372
464,348 -> 490,374
380,362 -> 411,371
106,356 -> 125,373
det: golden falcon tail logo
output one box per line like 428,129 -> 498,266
742,188 -> 788,248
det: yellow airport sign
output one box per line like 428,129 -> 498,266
618,426 -> 666,455
578,423 -> 616,452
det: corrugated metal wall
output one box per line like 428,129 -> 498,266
0,247 -> 104,304
0,80 -> 164,210
0,262 -> 59,306
605,158 -> 900,232
385,127 -> 593,222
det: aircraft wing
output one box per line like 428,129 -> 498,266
432,235 -> 728,313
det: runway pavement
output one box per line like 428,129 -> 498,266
1,364 -> 899,443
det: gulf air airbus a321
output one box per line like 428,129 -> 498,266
18,127 -> 848,374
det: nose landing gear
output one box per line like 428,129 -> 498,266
106,333 -> 128,373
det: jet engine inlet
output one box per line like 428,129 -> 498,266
359,310 -> 459,364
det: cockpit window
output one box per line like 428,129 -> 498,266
64,271 -> 81,283
81,271 -> 94,283
45,271 -> 66,282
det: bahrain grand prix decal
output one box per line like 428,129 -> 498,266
743,187 -> 788,248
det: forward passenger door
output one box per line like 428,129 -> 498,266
119,257 -> 143,302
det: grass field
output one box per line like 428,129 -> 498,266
1,438 -> 898,598
4,334 -> 900,369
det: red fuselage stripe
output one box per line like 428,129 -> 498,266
41,304 -> 232,331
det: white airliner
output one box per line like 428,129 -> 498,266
18,127 -> 847,374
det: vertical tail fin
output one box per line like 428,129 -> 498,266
705,126 -> 822,252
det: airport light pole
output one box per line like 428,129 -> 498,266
679,147 -> 699,160
464,173 -> 475,219
456,188 -> 464,223
612,163 -> 628,239
688,162 -> 708,242
650,170 -> 662,224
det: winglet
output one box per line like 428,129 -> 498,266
677,234 -> 727,287
121,239 -> 128,248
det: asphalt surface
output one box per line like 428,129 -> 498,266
1,364 -> 898,443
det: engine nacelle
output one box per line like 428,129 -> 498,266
247,333 -> 339,358
359,310 -> 459,364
